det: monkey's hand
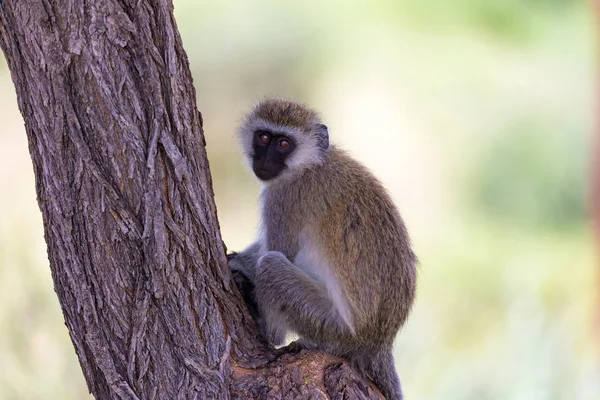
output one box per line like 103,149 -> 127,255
228,252 -> 261,323
227,250 -> 258,282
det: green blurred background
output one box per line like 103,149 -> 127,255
0,0 -> 597,399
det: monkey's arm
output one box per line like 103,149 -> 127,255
254,251 -> 353,346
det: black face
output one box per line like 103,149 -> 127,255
252,130 -> 296,181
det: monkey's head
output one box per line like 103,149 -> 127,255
238,98 -> 329,181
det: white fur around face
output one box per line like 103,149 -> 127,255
237,118 -> 325,174
293,231 -> 355,333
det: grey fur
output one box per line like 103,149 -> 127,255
229,99 -> 417,400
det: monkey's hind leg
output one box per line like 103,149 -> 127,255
254,251 -> 353,347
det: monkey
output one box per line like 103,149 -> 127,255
227,98 -> 417,400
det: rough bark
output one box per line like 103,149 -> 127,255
0,0 -> 383,399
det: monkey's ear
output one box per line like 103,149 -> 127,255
314,123 -> 329,151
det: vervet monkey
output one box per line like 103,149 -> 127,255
228,98 -> 417,400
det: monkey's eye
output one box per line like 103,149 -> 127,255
256,131 -> 270,144
279,139 -> 290,149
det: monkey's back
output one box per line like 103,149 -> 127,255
262,146 -> 417,346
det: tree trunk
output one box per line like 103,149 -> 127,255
0,1 -> 382,398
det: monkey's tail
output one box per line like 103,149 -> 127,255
356,348 -> 403,400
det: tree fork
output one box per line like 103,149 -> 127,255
0,0 -> 383,398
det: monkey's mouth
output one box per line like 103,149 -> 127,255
253,163 -> 286,181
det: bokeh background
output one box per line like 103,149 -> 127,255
0,1 -> 598,399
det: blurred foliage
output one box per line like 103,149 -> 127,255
474,118 -> 587,229
354,0 -> 582,43
0,0 -> 597,399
